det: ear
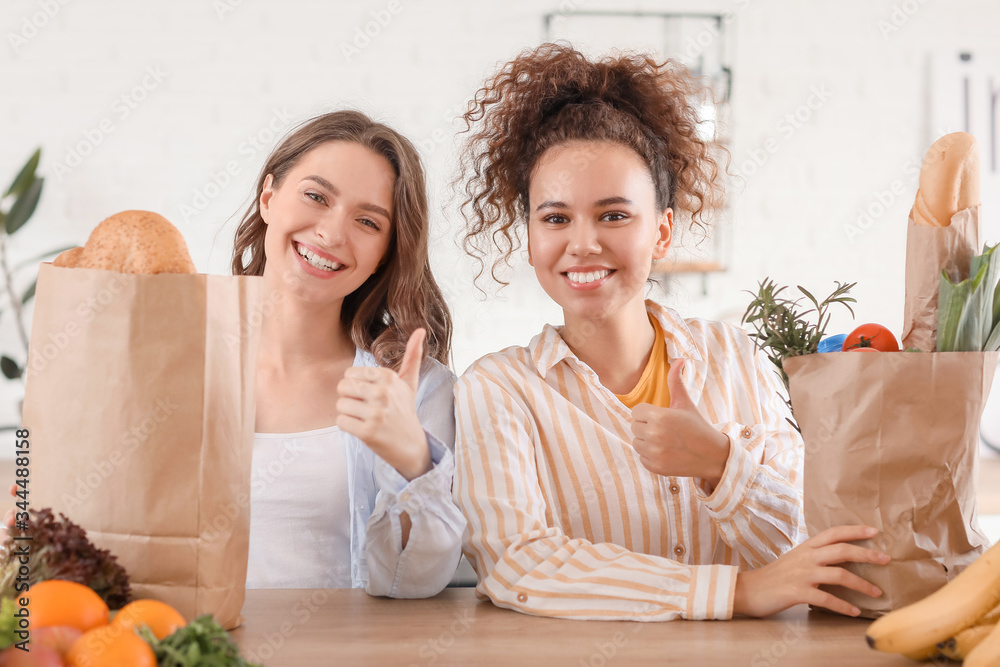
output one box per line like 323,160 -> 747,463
652,208 -> 673,260
527,237 -> 534,267
259,174 -> 275,224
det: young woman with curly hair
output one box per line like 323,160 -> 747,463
453,44 -> 889,620
232,110 -> 464,596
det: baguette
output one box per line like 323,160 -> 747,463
912,132 -> 981,227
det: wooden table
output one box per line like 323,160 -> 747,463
229,589 -> 918,666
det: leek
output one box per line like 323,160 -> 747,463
939,242 -> 1000,351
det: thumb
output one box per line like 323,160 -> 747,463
397,328 -> 426,392
667,358 -> 696,411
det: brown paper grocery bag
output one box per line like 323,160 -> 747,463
901,206 -> 982,352
21,263 -> 263,629
784,350 -> 996,618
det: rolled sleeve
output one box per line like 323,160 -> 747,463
697,422 -> 761,520
364,360 -> 466,598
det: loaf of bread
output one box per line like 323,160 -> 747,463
53,210 -> 196,274
912,132 -> 981,227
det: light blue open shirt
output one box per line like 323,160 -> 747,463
349,347 -> 465,597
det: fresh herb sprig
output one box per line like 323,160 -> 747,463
742,279 -> 857,430
139,615 -> 262,667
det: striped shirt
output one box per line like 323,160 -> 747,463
453,300 -> 805,621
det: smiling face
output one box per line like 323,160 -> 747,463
526,140 -> 672,322
259,140 -> 395,305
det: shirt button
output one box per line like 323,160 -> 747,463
517,593 -> 528,603
741,426 -> 753,439
400,493 -> 412,502
674,544 -> 686,556
669,484 -> 680,494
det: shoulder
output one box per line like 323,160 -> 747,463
456,342 -> 541,402
685,317 -> 756,354
460,343 -> 535,382
417,356 -> 456,394
647,301 -> 759,362
353,348 -> 456,392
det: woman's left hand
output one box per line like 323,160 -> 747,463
337,329 -> 432,481
629,359 -> 731,488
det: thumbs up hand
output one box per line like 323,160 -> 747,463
629,359 -> 732,488
337,328 -> 432,481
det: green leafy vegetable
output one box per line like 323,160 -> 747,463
940,242 -> 1000,351
0,597 -> 18,650
139,615 -> 262,667
0,508 -> 131,608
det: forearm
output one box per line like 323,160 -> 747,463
696,423 -> 804,566
365,439 -> 465,598
469,530 -> 738,621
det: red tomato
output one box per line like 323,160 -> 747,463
843,324 -> 900,352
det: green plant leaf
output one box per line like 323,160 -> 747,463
938,263 -> 989,351
985,320 -> 1000,351
0,357 -> 20,380
21,279 -> 35,304
970,243 -> 1000,345
5,149 -> 40,199
5,177 -> 43,235
939,243 -> 1000,351
13,244 -> 78,272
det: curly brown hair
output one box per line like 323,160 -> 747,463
231,110 -> 452,371
456,43 -> 726,285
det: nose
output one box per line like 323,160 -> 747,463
566,220 -> 601,256
315,209 -> 348,247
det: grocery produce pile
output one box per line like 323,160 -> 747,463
0,509 -> 261,666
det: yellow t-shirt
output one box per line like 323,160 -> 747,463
615,315 -> 671,409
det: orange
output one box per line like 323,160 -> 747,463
66,624 -> 156,667
111,599 -> 186,640
28,580 -> 109,632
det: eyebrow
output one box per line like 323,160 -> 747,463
534,200 -> 566,212
303,175 -> 392,220
594,196 -> 635,207
534,196 -> 636,212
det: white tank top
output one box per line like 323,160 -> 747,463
245,425 -> 352,589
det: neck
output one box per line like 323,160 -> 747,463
258,273 -> 355,374
562,296 -> 655,394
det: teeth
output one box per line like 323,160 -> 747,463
567,270 -> 611,284
295,244 -> 343,271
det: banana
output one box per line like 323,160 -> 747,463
865,541 -> 1000,654
901,645 -> 939,662
937,623 -> 997,660
965,621 -> 1000,667
895,605 -> 1000,662
982,601 -> 1000,626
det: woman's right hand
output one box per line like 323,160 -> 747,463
733,525 -> 890,618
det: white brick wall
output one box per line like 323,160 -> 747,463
0,0 -> 996,435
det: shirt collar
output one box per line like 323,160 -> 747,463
529,300 -> 704,378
